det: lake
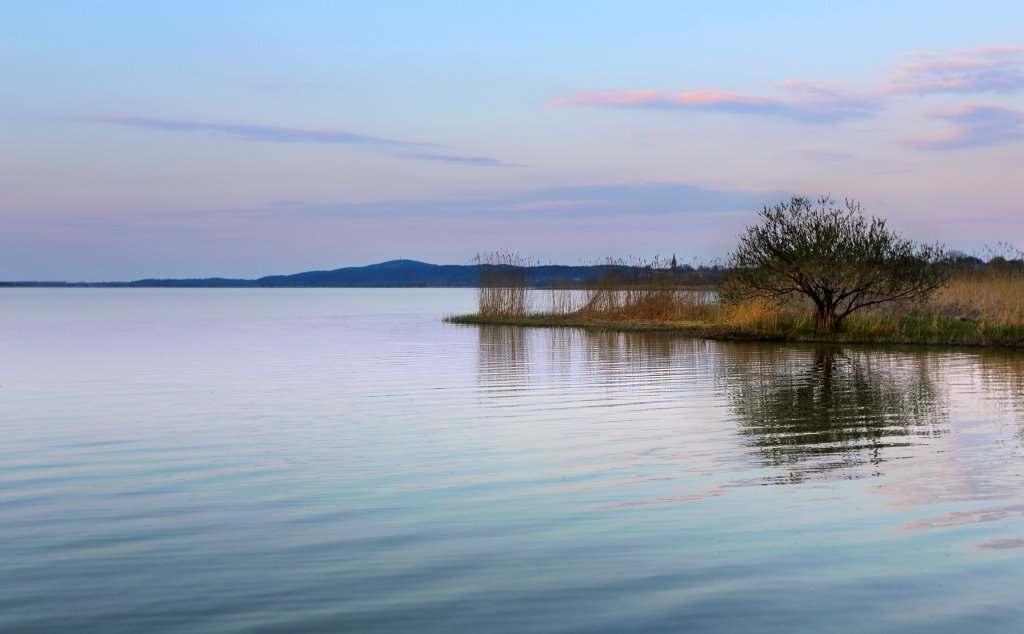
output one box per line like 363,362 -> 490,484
2,288 -> 1024,632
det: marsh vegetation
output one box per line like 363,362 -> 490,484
450,197 -> 1024,348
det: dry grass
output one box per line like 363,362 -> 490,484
931,269 -> 1024,327
576,288 -> 719,322
730,269 -> 1024,346
724,298 -> 783,330
475,251 -> 532,318
460,258 -> 1024,348
568,257 -> 720,323
547,287 -> 580,315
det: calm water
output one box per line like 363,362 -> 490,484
3,289 -> 1024,633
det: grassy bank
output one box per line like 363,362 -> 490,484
446,270 -> 1024,349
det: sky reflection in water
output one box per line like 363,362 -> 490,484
1,289 -> 1023,632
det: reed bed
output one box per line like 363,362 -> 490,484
451,257 -> 1024,348
931,268 -> 1024,327
565,256 -> 719,322
474,251 -> 533,318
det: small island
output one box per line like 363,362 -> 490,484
448,196 -> 1024,349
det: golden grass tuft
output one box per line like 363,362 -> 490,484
724,298 -> 781,330
931,269 -> 1024,327
576,289 -> 719,323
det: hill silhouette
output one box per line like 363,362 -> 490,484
2,259 -> 723,287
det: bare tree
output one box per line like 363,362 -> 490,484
727,196 -> 948,332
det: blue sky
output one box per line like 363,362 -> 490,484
2,2 -> 1022,279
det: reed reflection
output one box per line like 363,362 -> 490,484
570,330 -> 717,393
718,345 -> 947,483
974,349 -> 1024,436
476,325 -> 531,391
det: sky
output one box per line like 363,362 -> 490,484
2,1 -> 1023,280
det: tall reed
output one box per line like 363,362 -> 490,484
475,251 -> 533,318
931,266 -> 1024,327
578,256 -> 718,322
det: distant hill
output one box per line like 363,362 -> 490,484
2,259 -> 724,288
128,260 -> 725,287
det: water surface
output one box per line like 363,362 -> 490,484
2,289 -> 1023,632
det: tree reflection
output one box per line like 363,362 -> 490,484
471,323 -> 1024,491
719,345 -> 947,483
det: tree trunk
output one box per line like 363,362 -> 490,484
815,303 -> 841,332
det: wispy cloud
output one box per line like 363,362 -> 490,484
497,199 -> 612,212
796,149 -> 858,162
552,80 -> 881,123
5,181 -> 782,279
891,46 -> 1024,95
551,44 -> 1024,131
93,115 -> 431,147
907,105 -> 1024,150
272,182 -> 785,219
462,183 -> 784,217
403,152 -> 524,167
89,116 -> 515,166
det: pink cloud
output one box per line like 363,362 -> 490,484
552,82 -> 880,124
906,104 -> 1024,150
550,89 -> 771,108
890,46 -> 1024,94
551,44 -> 1024,131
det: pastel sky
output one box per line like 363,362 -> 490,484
2,2 -> 1023,280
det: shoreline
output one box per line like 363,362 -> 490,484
445,313 -> 1024,350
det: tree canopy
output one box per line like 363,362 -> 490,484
727,196 -> 948,332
